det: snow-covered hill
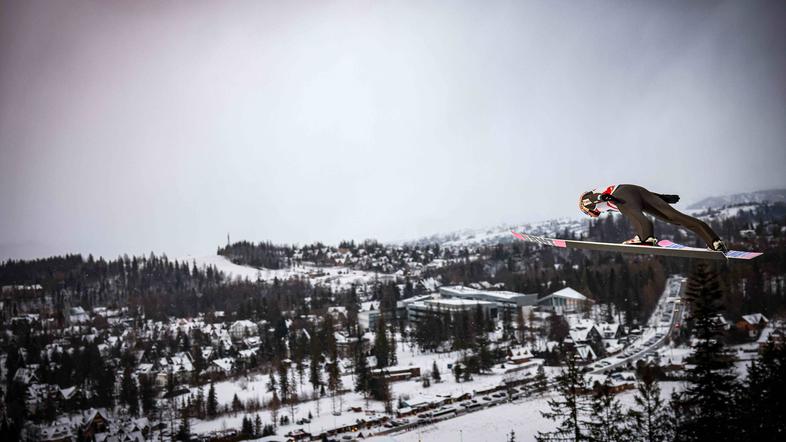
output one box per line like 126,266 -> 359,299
686,189 -> 786,210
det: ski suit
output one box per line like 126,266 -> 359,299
588,184 -> 721,247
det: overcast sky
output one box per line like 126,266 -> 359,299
1,0 -> 785,260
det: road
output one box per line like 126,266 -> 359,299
589,275 -> 686,374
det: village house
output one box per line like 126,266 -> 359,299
81,409 -> 110,440
736,313 -> 769,338
155,352 -> 194,384
335,331 -> 372,359
229,320 -> 258,339
587,372 -> 636,394
370,366 -> 422,383
537,287 -> 593,314
574,344 -> 597,363
567,319 -> 604,356
758,326 -> 785,353
34,422 -> 72,442
209,357 -> 234,375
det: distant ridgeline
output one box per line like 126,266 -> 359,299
686,188 -> 786,211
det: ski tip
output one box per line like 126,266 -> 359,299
724,251 -> 764,260
660,239 -> 763,260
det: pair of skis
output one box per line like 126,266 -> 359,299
510,231 -> 762,261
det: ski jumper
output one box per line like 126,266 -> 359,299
591,184 -> 721,247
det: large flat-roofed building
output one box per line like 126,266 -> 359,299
358,309 -> 381,332
407,298 -> 496,325
439,285 -> 538,319
537,287 -> 592,314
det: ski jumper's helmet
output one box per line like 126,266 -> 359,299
579,191 -> 600,217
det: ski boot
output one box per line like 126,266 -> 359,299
623,235 -> 659,246
711,239 -> 729,253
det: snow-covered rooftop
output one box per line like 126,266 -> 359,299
543,287 -> 589,301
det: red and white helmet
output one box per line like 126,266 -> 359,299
579,191 -> 600,217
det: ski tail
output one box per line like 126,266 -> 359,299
656,193 -> 680,204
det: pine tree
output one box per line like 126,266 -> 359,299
176,406 -> 191,441
388,327 -> 398,366
232,393 -> 244,412
120,368 -> 139,416
354,350 -> 371,395
431,361 -> 441,383
194,386 -> 205,419
207,381 -> 218,417
96,365 -> 115,408
478,338 -> 494,373
536,353 -> 591,442
278,362 -> 290,404
671,263 -> 739,440
370,375 -> 393,412
287,386 -> 298,424
502,308 -> 514,340
629,365 -> 672,442
254,414 -> 263,437
327,356 -> 342,413
516,308 -> 528,343
139,376 -> 156,414
309,328 -> 323,398
533,365 -> 548,396
737,335 -> 786,439
296,358 -> 306,396
241,415 -> 254,436
267,371 -> 277,393
191,346 -> 206,382
374,314 -> 390,368
309,357 -> 322,389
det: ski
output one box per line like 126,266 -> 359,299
511,231 -> 762,260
